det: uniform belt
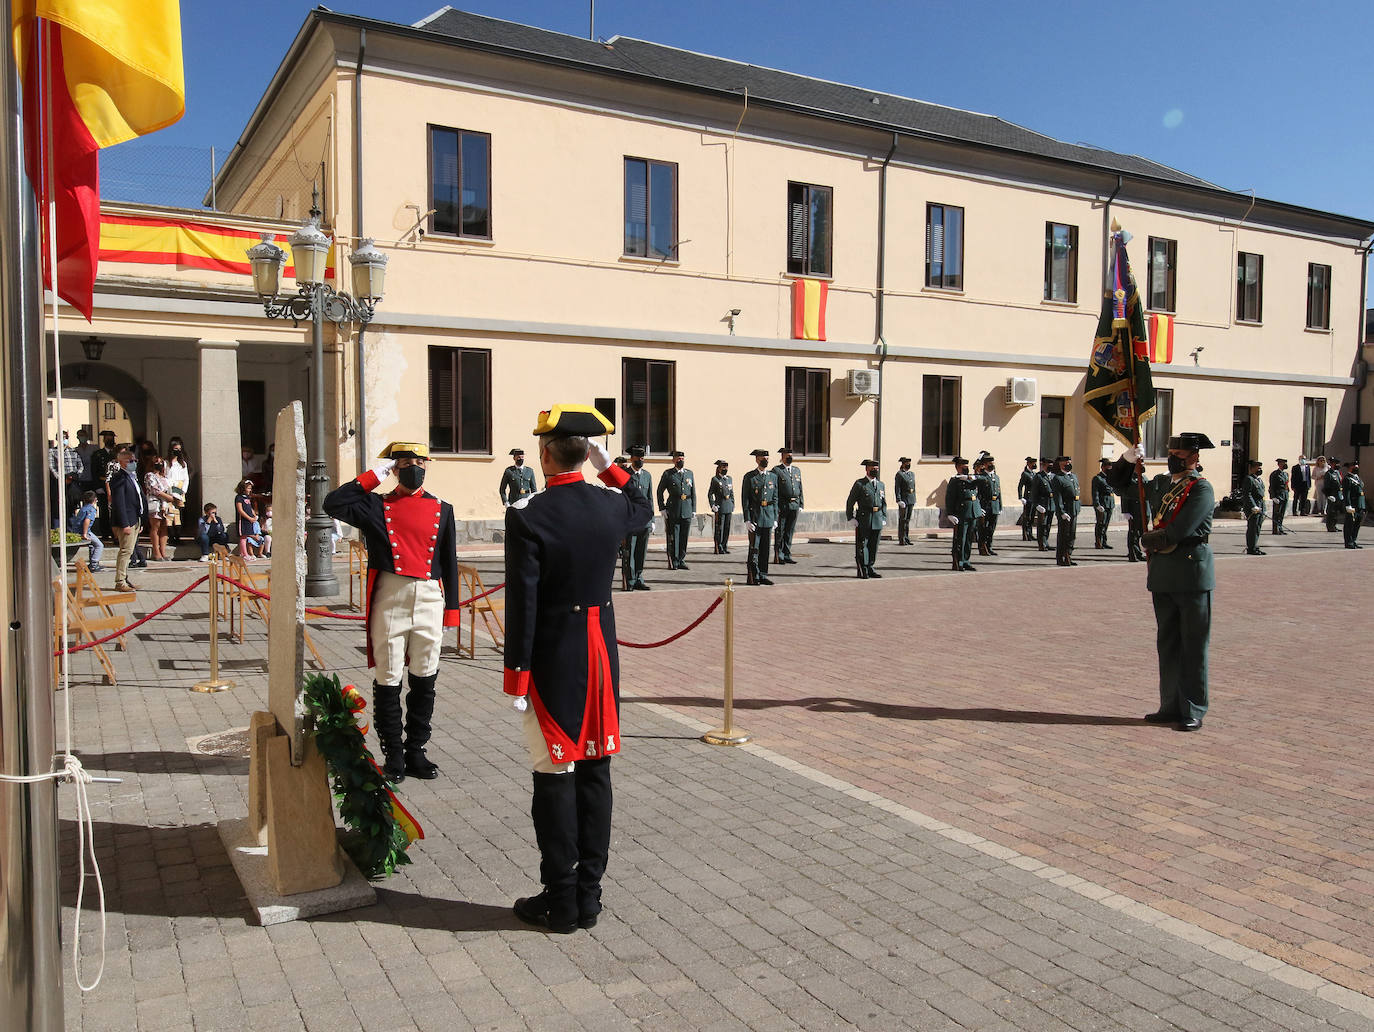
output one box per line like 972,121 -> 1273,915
1176,535 -> 1209,546
547,601 -> 613,613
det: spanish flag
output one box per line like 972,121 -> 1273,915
1145,313 -> 1175,364
13,1 -> 185,319
100,212 -> 337,279
791,277 -> 828,341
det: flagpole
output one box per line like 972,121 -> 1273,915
0,3 -> 66,1028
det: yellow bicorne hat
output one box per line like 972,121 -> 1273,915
378,441 -> 430,459
532,404 -> 614,437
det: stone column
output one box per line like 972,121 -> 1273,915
197,340 -> 242,517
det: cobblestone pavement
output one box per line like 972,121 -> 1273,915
53,514 -> 1374,1030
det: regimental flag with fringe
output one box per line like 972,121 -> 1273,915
1146,312 -> 1174,364
1084,227 -> 1156,447
12,1 -> 186,319
791,277 -> 827,341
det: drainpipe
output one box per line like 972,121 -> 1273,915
873,133 -> 898,466
1356,236 -> 1372,466
353,29 -> 368,473
1101,175 -> 1122,290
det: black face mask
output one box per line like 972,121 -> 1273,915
1167,455 -> 1188,475
1063,464 -> 1072,473
397,464 -> 426,491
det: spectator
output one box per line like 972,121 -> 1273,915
143,456 -> 177,562
107,444 -> 144,591
262,443 -> 275,484
234,479 -> 265,560
48,431 -> 84,529
90,430 -> 117,537
261,504 -> 274,558
195,503 -> 229,561
69,490 -> 103,571
1312,456 -> 1330,516
165,436 -> 190,545
1291,454 -> 1312,516
75,428 -> 97,487
241,446 -> 262,477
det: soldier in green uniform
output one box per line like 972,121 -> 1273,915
1323,459 -> 1344,533
622,446 -> 654,590
1091,458 -> 1116,548
771,448 -> 804,564
845,459 -> 887,578
894,457 -> 916,545
1017,456 -> 1037,540
1051,456 -> 1081,567
1242,458 -> 1266,555
656,450 -> 696,570
972,455 -> 1002,556
708,460 -> 734,554
1118,469 -> 1150,562
741,449 -> 778,585
499,448 -> 538,507
944,456 -> 981,572
1269,459 -> 1290,535
1342,459 -> 1365,548
1109,432 -> 1216,732
1030,457 -> 1056,551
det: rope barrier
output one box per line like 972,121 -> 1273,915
216,575 -> 505,619
617,594 -> 723,649
54,575 -> 210,656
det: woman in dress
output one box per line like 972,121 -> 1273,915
165,436 -> 190,549
143,456 -> 178,561
1311,456 -> 1329,517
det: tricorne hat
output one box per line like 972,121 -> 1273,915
532,404 -> 614,437
1167,432 -> 1216,451
749,448 -> 769,457
509,447 -> 525,456
378,441 -> 429,460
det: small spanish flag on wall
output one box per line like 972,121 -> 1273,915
1145,312 -> 1175,364
791,278 -> 828,341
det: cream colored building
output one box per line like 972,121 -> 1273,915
59,8 -> 1373,537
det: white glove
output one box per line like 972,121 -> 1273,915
745,521 -> 756,532
1021,498 -> 1030,507
503,501 -> 510,508
1348,506 -> 1357,515
1121,445 -> 1144,464
1124,513 -> 1133,522
370,458 -> 396,481
1059,512 -> 1069,522
1250,508 -> 1260,516
897,500 -> 906,509
1095,505 -> 1105,514
880,517 -> 887,527
588,442 -> 612,473
947,515 -> 959,525
1035,505 -> 1046,514
649,520 -> 658,535
711,505 -> 719,513
848,518 -> 859,528
512,695 -> 528,713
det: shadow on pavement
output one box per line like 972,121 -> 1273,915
627,694 -> 1146,726
315,887 -> 524,933
78,749 -> 248,776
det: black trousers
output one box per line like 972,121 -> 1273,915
1125,515 -> 1145,559
1293,486 -> 1308,515
1271,499 -> 1287,533
1326,503 -> 1342,532
747,525 -> 772,583
897,503 -> 912,544
951,519 -> 974,565
854,526 -> 880,575
713,512 -> 732,553
1246,511 -> 1263,550
775,507 -> 798,560
1018,503 -> 1034,539
530,757 -> 613,924
1055,515 -> 1077,563
1094,506 -> 1113,547
667,518 -> 691,564
623,529 -> 648,586
1035,511 -> 1051,549
1346,511 -> 1364,546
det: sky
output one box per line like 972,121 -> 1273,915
106,0 -> 1374,292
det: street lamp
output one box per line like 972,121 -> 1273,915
246,189 -> 388,597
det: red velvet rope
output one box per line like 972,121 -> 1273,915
616,594 -> 723,649
55,575 -> 210,656
216,575 -> 504,619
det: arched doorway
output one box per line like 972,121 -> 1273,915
46,363 -> 156,446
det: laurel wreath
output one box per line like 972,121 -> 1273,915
301,673 -> 414,879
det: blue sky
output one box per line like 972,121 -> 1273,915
108,1 -> 1374,287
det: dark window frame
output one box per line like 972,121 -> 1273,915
1306,262 -> 1332,330
786,181 -> 834,278
427,345 -> 492,454
925,202 -> 964,290
1147,236 -> 1177,313
920,374 -> 961,459
427,125 -> 492,240
1143,388 -> 1174,459
1302,397 -> 1327,458
783,367 -> 831,457
623,156 -> 679,260
1039,396 -> 1066,459
1236,251 -> 1264,323
1043,222 -> 1078,303
622,357 -> 676,456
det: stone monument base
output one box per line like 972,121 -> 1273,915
218,817 -> 376,926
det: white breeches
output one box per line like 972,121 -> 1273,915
369,571 -> 443,683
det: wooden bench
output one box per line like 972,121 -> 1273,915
52,579 -> 121,686
347,538 -> 368,611
455,562 -> 504,659
221,554 -> 324,669
69,559 -> 135,651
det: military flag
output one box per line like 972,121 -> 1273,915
1084,226 -> 1156,447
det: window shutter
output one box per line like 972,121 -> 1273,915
929,216 -> 944,265
788,191 -> 808,264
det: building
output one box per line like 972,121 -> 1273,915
57,7 -> 1374,535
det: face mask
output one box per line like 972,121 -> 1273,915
124,460 -> 137,471
756,458 -> 767,469
1353,468 -> 1360,476
632,459 -> 643,469
674,459 -> 684,469
514,457 -> 523,466
868,470 -> 878,479
397,464 -> 426,491
1167,455 -> 1188,475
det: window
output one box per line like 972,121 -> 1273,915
103,402 -> 115,419
1307,263 -> 1332,330
1148,237 -> 1177,312
786,182 -> 833,277
624,158 -> 677,259
428,347 -> 491,453
925,203 -> 964,289
1044,222 -> 1078,302
921,375 -> 960,458
1143,388 -> 1174,459
623,358 -> 675,455
1236,252 -> 1263,322
1303,397 -> 1327,458
784,368 -> 830,456
1039,397 -> 1065,459
429,126 -> 491,238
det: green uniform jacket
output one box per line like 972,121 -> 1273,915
1268,469 -> 1290,501
1344,473 -> 1367,512
708,474 -> 735,514
1017,468 -> 1036,500
628,468 -> 653,515
1051,472 -> 1081,517
657,467 -> 697,521
499,464 -> 537,505
1091,472 -> 1115,511
1110,460 -> 1215,593
741,468 -> 779,528
1117,475 -> 1150,519
772,463 -> 804,511
1323,468 -> 1343,501
1030,471 -> 1058,516
846,477 -> 888,530
973,472 -> 1001,516
894,469 -> 916,506
1242,473 -> 1266,512
944,474 -> 983,520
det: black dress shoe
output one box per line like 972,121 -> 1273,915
951,563 -> 962,571
1143,710 -> 1181,724
578,912 -> 599,930
678,562 -> 690,570
963,563 -> 977,572
634,581 -> 652,590
513,894 -> 578,934
1067,560 -> 1078,566
987,550 -> 998,556
783,557 -> 798,565
867,570 -> 882,578
758,576 -> 774,585
1103,544 -> 1114,549
1176,717 -> 1203,732
857,571 -> 868,579
404,749 -> 439,779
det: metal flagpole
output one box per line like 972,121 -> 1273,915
0,3 -> 66,1027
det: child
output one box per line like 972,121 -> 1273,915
196,503 -> 230,561
70,490 -> 103,571
261,504 -> 274,558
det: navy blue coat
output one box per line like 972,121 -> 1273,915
107,468 -> 143,528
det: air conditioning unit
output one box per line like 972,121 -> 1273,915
1004,376 -> 1037,407
846,369 -> 880,397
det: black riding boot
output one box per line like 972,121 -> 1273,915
403,671 -> 440,779
372,682 -> 406,783
514,772 -> 579,933
575,757 -> 613,927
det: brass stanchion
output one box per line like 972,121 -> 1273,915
192,557 -> 234,693
702,579 -> 751,746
